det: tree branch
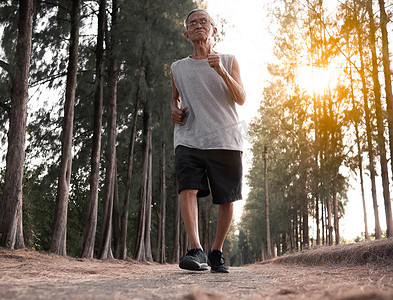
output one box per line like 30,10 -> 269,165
30,72 -> 68,87
35,0 -> 69,13
0,59 -> 10,73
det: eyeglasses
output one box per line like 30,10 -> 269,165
187,18 -> 212,29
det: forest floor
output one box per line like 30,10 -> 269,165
1,239 -> 393,300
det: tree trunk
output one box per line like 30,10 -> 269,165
97,89 -> 116,259
172,181 -> 180,263
118,85 -> 141,260
98,0 -> 119,259
349,64 -> 369,241
0,0 -> 34,249
81,0 -> 106,259
144,116 -> 153,262
134,110 -> 151,261
50,0 -> 81,255
200,202 -> 212,253
313,96 -> 321,246
299,213 -> 303,251
327,197 -> 332,246
300,160 -> 309,248
302,209 -> 309,248
367,0 -> 387,240
355,3 -> 382,239
315,195 -> 320,245
158,142 -> 167,263
355,129 -> 369,241
134,173 -> 147,261
263,146 -> 272,258
98,156 -> 114,260
112,165 -> 121,258
377,0 -> 393,237
200,205 -> 206,251
333,184 -> 339,245
326,89 -> 340,246
321,195 -> 325,245
294,214 -> 299,250
157,210 -> 162,261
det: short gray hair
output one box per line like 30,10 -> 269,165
184,9 -> 215,28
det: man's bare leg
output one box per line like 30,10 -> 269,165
211,202 -> 234,251
179,189 -> 208,271
180,189 -> 202,250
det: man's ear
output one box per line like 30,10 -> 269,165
184,31 -> 190,41
212,26 -> 218,37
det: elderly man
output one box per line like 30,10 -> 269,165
170,8 -> 246,273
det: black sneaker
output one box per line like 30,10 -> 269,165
208,250 -> 229,273
179,248 -> 208,271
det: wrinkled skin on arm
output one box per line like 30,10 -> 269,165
170,73 -> 188,125
207,53 -> 246,106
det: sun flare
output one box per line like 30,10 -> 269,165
296,65 -> 338,95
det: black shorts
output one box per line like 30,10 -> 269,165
175,145 -> 242,204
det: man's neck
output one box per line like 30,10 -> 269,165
190,42 -> 215,59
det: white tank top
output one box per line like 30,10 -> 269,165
171,53 -> 243,151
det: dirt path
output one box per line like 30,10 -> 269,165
1,248 -> 392,300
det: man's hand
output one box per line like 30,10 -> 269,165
208,53 -> 225,76
170,73 -> 188,124
171,105 -> 188,125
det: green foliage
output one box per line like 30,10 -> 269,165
1,0 -> 198,258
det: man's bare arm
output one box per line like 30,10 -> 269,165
207,55 -> 246,106
171,73 -> 188,125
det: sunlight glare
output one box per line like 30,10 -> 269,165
296,66 -> 336,95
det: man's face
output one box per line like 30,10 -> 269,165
184,11 -> 216,42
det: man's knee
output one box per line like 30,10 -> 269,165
180,189 -> 198,201
219,202 -> 234,211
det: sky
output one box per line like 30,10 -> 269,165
205,0 -> 388,241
